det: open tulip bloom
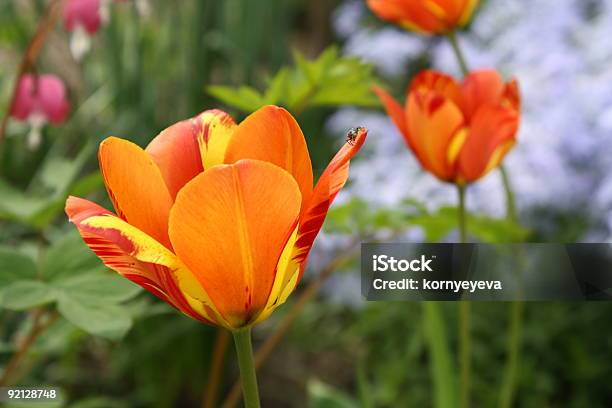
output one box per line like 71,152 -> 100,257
374,69 -> 520,184
65,105 -> 366,406
367,0 -> 480,35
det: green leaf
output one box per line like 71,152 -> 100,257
0,142 -> 95,229
411,207 -> 530,243
55,273 -> 141,303
57,293 -> 133,340
263,67 -> 290,105
42,232 -> 104,280
207,85 -> 266,112
0,246 -> 38,287
208,46 -> 379,115
308,379 -> 359,408
0,178 -> 51,223
1,280 -> 56,310
69,172 -> 104,197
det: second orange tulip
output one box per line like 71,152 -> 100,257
374,69 -> 520,184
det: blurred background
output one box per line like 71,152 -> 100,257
1,0 -> 612,407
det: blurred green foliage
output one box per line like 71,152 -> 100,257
208,47 -> 380,114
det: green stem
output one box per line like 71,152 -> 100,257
423,302 -> 456,408
447,31 -> 469,76
447,27 -> 523,408
498,300 -> 523,408
458,302 -> 471,408
232,328 -> 261,408
499,165 -> 518,222
457,184 -> 470,408
457,184 -> 467,242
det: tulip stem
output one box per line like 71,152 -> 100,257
499,165 -> 518,222
232,328 -> 261,408
456,184 -> 471,408
457,184 -> 467,242
447,31 -> 470,76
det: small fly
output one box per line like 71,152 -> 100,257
346,127 -> 364,145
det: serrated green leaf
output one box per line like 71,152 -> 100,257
42,232 -> 104,280
263,67 -> 290,105
208,46 -> 379,115
55,272 -> 141,303
207,85 -> 266,112
57,293 -> 133,340
1,280 -> 56,310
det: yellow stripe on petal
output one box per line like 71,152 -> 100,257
81,214 -> 228,327
459,0 -> 479,25
424,0 -> 447,19
447,127 -> 469,165
195,110 -> 237,170
254,227 -> 300,323
483,140 -> 515,175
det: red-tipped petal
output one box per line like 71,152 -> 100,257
65,196 -> 215,324
293,128 -> 367,276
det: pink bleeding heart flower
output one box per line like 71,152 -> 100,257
10,74 -> 71,149
63,0 -> 103,60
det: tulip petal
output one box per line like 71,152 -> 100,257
461,69 -> 506,118
458,0 -> 480,25
407,91 -> 465,181
65,196 -> 222,325
145,110 -> 236,199
146,118 -> 203,199
99,137 -> 173,248
293,128 -> 367,276
410,70 -> 464,112
224,106 -> 313,208
168,160 -> 302,328
502,78 -> 521,111
194,109 -> 237,170
254,227 -> 300,324
372,86 -> 417,152
458,105 -> 519,182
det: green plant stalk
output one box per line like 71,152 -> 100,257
498,299 -> 523,408
457,184 -> 470,408
447,31 -> 469,76
232,328 -> 261,408
457,185 -> 467,242
448,29 -> 524,407
499,165 -> 518,222
423,302 -> 456,408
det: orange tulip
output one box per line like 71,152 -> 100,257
65,106 -> 367,329
367,0 -> 480,34
374,69 -> 520,184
